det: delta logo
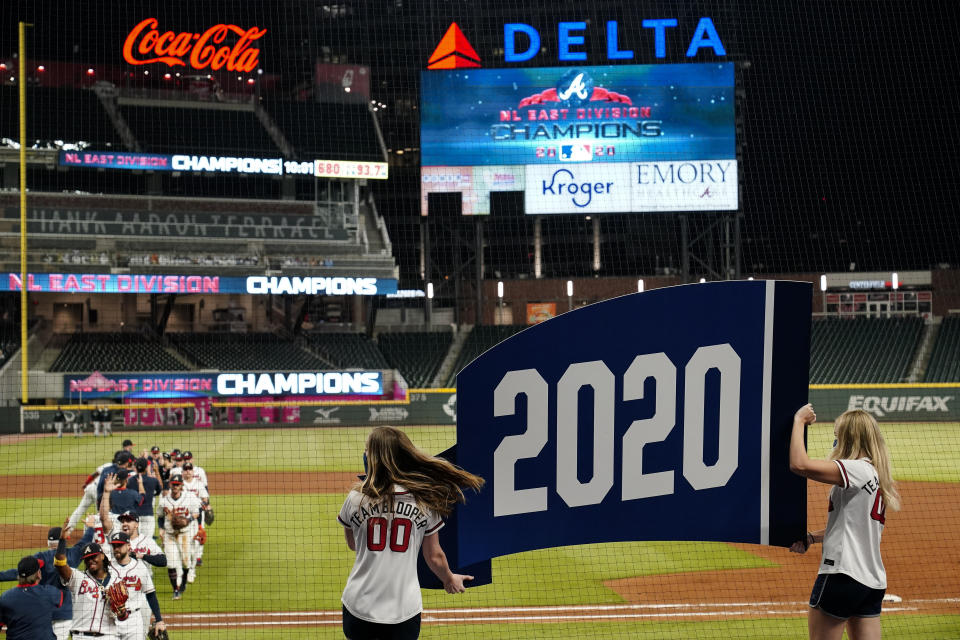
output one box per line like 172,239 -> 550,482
427,23 -> 481,69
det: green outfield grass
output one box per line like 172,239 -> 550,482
0,494 -> 773,612
0,426 -> 456,475
806,422 -> 960,483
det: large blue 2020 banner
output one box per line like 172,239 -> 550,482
451,280 -> 810,568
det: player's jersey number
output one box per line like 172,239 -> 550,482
366,517 -> 413,552
493,344 -> 742,517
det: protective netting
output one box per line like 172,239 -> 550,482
1,1 -> 959,638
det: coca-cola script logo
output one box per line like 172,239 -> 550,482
122,18 -> 267,72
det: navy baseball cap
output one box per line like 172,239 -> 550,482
122,439 -> 134,447
81,543 -> 103,559
118,510 -> 139,522
109,532 -> 130,545
183,451 -> 193,460
17,556 -> 40,578
169,474 -> 184,485
47,527 -> 62,541
150,446 -> 160,453
182,462 -> 194,470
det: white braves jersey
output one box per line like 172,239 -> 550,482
63,569 -> 121,634
338,486 -> 443,624
820,458 -> 887,589
106,557 -> 155,613
68,481 -> 99,529
182,477 -> 209,501
128,532 -> 163,559
193,466 -> 208,487
89,515 -> 107,546
160,492 -> 202,533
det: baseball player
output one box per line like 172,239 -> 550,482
181,452 -> 207,488
179,462 -> 209,580
127,458 -> 161,540
0,525 -> 96,640
53,526 -> 130,640
68,475 -> 101,534
158,475 -> 202,599
102,407 -> 114,437
54,408 -> 66,438
0,557 -> 65,640
106,532 -> 166,640
100,490 -> 167,636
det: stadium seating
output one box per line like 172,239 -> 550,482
0,87 -> 122,148
49,332 -> 188,372
265,102 -> 383,161
809,317 -> 924,384
169,332 -> 326,371
925,316 -> 960,382
378,331 -> 452,388
304,333 -> 389,370
446,325 -> 527,387
120,105 -> 277,156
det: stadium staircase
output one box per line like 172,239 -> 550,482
303,333 -> 389,370
444,325 -> 527,387
378,331 -> 453,388
925,315 -> 960,382
809,317 -> 924,384
906,318 -> 940,382
433,328 -> 469,388
91,82 -> 142,152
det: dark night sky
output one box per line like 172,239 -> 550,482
3,0 -> 960,280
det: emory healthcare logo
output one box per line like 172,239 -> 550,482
427,23 -> 480,69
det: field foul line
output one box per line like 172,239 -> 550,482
166,605 -> 926,627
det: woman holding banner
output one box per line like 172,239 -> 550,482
789,404 -> 901,640
338,426 -> 483,640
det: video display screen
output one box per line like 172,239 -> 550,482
420,63 -> 736,214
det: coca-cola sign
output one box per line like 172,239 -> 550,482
122,18 -> 267,72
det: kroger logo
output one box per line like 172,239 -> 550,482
541,168 -> 613,208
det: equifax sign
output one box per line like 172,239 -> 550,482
122,18 -> 266,72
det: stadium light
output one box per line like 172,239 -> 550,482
566,280 -> 573,297
637,279 -> 644,292
427,282 -> 434,299
748,277 -> 754,281
497,281 -> 504,299
892,272 -> 899,290
37,65 -> 44,72
820,274 -> 827,292
699,277 -> 706,283
86,68 -> 95,76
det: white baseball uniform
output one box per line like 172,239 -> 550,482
107,556 -> 155,640
68,481 -> 100,530
819,458 -> 888,589
181,477 -> 209,569
338,486 -> 443,624
126,533 -> 163,631
62,568 -> 122,640
159,492 -> 202,582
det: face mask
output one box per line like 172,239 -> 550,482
833,439 -> 838,448
363,452 -> 368,474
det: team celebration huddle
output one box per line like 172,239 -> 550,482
0,444 -> 212,640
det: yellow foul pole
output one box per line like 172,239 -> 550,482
18,22 -> 29,403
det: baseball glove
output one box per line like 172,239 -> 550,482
171,514 -> 190,531
148,624 -> 170,640
203,506 -> 214,525
194,526 -> 207,544
105,581 -> 129,621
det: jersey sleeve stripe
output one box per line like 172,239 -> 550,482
836,460 -> 850,488
337,515 -> 350,527
425,521 -> 444,534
